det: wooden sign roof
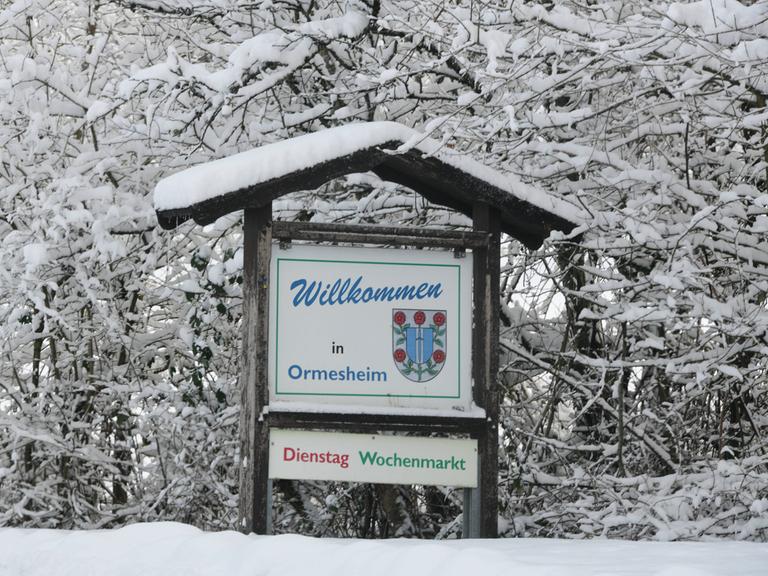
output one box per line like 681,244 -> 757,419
154,122 -> 581,248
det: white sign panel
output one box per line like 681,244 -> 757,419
268,244 -> 472,411
269,429 -> 478,487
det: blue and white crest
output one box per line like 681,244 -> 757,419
392,309 -> 447,382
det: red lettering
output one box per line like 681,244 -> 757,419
282,447 -> 350,468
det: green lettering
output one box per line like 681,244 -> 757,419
358,450 -> 378,465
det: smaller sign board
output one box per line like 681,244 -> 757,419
269,429 -> 478,487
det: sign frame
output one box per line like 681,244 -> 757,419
238,211 -> 500,539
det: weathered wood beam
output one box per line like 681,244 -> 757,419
238,204 -> 272,534
472,201 -> 500,538
272,221 -> 490,248
268,410 -> 486,435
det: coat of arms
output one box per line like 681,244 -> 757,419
392,309 -> 446,382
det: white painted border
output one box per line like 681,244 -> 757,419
268,244 -> 473,411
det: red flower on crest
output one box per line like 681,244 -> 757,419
394,348 -> 407,363
414,311 -> 426,325
394,311 -> 406,325
433,312 -> 446,326
432,350 -> 445,363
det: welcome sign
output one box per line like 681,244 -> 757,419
268,244 -> 473,410
269,429 -> 478,487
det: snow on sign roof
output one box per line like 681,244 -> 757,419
154,121 -> 581,248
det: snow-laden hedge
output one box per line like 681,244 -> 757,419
508,459 -> 768,540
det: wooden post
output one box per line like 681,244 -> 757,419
238,204 -> 272,534
472,202 -> 500,538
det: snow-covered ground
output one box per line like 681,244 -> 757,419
1,522 -> 766,576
